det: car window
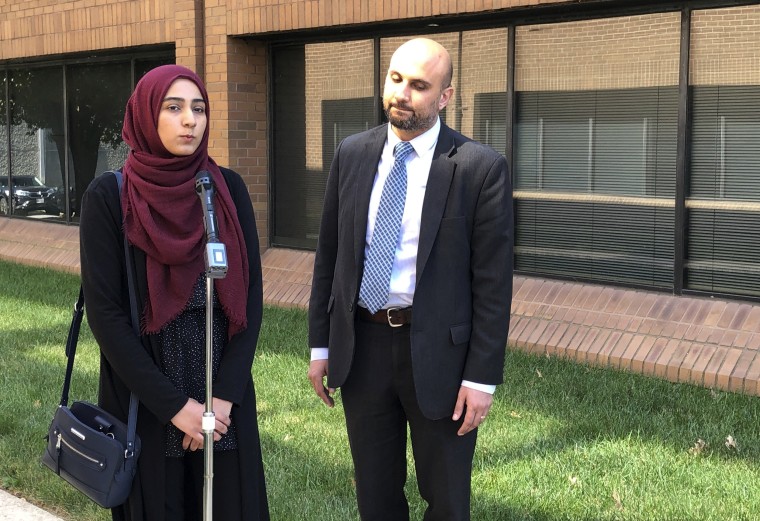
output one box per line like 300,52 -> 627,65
13,177 -> 45,187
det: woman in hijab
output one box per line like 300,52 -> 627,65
79,64 -> 269,521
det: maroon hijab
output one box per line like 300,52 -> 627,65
121,64 -> 248,338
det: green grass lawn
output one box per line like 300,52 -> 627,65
1,259 -> 760,520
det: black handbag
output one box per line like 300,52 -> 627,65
41,170 -> 142,508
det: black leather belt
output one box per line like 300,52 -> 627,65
357,306 -> 412,327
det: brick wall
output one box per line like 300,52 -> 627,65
691,5 -> 760,86
2,0 -> 760,255
227,0 -> 575,33
516,12 -> 681,91
0,0 -> 272,248
204,0 -> 270,249
175,0 -> 205,77
0,0 -> 173,60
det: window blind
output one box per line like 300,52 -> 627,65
514,87 -> 678,287
687,85 -> 760,297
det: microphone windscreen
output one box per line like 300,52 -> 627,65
195,170 -> 213,191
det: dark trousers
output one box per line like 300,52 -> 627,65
164,450 -> 242,521
341,319 -> 478,521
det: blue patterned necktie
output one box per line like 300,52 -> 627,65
359,141 -> 415,314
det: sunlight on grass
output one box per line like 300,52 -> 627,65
3,259 -> 760,521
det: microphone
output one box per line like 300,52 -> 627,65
195,171 -> 228,278
195,171 -> 220,243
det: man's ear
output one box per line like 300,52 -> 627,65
438,86 -> 454,111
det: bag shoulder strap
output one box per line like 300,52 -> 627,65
62,170 -> 139,457
60,287 -> 84,407
110,170 -> 140,457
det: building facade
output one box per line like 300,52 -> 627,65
2,0 -> 760,300
2,1 -> 760,391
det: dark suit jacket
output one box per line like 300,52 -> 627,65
309,123 -> 513,420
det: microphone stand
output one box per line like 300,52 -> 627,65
195,172 -> 228,521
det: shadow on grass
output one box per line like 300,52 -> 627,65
259,304 -> 760,468
4,261 -> 759,519
260,428 -> 542,520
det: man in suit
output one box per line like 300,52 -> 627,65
307,37 -> 513,520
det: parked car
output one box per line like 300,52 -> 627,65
0,176 -> 61,216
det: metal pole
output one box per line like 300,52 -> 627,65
202,275 -> 215,521
195,170 -> 228,521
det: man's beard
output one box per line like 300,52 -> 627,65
384,102 -> 437,133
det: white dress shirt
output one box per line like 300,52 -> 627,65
312,119 -> 495,395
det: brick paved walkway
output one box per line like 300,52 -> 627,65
2,217 -> 759,397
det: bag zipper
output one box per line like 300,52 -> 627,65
56,432 -> 105,468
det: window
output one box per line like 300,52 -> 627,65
473,92 -> 507,156
271,41 -> 375,249
7,68 -> 65,219
514,88 -> 678,287
0,72 -> 7,199
322,97 -> 374,173
463,29 -> 509,157
66,62 -> 132,221
687,85 -> 760,297
514,13 -> 680,288
0,52 -> 173,222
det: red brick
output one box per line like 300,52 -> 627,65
654,339 -> 680,379
742,354 -> 760,396
715,348 -> 743,391
730,349 -> 758,393
631,336 -> 656,373
741,307 -> 760,333
643,337 -> 668,376
545,323 -> 571,356
666,341 -> 690,383
717,303 -> 741,329
678,343 -> 704,382
729,304 -> 753,330
557,324 -> 582,351
690,345 -> 717,385
586,329 -> 612,363
703,347 -> 729,388
607,333 -> 644,368
596,331 -> 623,367
704,302 -> 727,327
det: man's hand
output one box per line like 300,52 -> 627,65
308,359 -> 335,407
451,386 -> 493,436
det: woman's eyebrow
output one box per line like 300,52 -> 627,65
162,96 -> 206,103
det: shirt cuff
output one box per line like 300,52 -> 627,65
461,380 -> 496,395
310,347 -> 329,361
310,352 -> 495,394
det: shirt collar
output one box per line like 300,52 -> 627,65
386,117 -> 441,158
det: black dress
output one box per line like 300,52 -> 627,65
80,168 -> 269,521
159,275 -> 238,457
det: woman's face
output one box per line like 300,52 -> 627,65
157,78 -> 207,156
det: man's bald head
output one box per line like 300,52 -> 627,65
391,38 -> 453,90
383,38 -> 455,140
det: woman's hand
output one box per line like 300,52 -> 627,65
171,398 -> 224,451
212,397 -> 233,436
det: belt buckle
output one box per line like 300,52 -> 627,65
386,307 -> 403,328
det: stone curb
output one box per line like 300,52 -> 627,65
0,489 -> 64,520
